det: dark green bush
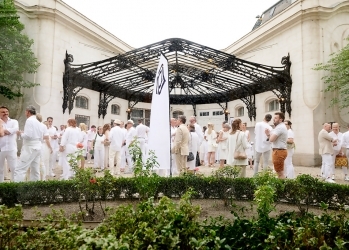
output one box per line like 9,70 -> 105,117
1,174 -> 349,212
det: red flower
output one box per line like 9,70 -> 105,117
89,178 -> 97,184
76,143 -> 84,149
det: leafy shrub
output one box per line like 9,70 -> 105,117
1,174 -> 349,216
1,191 -> 349,249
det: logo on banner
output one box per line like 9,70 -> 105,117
156,64 -> 166,95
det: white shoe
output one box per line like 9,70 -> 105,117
344,176 -> 349,181
331,175 -> 335,180
325,178 -> 336,183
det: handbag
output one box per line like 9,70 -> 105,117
287,142 -> 295,150
234,131 -> 247,160
187,152 -> 195,162
335,155 -> 348,167
187,133 -> 195,162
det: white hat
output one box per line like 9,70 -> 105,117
114,119 -> 121,125
127,119 -> 134,124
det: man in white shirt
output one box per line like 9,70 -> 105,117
329,123 -> 348,180
36,114 -> 52,181
87,125 -> 96,163
265,112 -> 288,179
14,105 -> 45,182
47,117 -> 58,177
170,118 -> 178,175
318,123 -> 337,183
253,114 -> 273,176
342,124 -> 349,179
190,116 -> 204,167
120,121 -> 127,172
0,106 -> 19,182
109,119 -> 125,176
119,121 -> 127,172
135,119 -> 150,164
125,120 -> 137,173
189,116 -> 203,144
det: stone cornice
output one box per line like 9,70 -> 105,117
14,0 -> 134,54
224,0 -> 349,55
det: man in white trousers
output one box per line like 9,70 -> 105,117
0,106 -> 19,182
109,119 -> 125,176
329,123 -> 348,181
14,105 -> 45,182
47,117 -> 58,177
119,121 -> 127,172
253,114 -> 273,176
318,123 -> 337,183
124,120 -> 137,173
170,118 -> 178,175
36,114 -> 52,181
135,119 -> 150,164
190,116 -> 203,167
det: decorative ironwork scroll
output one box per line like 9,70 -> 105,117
98,92 -> 115,119
63,51 -> 85,114
192,104 -> 197,117
217,102 -> 229,121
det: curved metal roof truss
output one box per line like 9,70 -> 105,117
62,38 -> 292,121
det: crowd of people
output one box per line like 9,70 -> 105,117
1,104 -> 348,182
318,122 -> 349,183
171,113 -> 292,178
0,105 -> 151,182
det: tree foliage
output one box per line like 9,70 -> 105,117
314,37 -> 349,109
0,0 -> 40,100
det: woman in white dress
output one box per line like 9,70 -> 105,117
241,122 -> 253,169
217,123 -> 230,168
204,123 -> 218,167
187,124 -> 200,171
284,120 -> 295,179
199,126 -> 208,166
227,119 -> 248,177
93,126 -> 106,170
78,123 -> 88,168
59,119 -> 81,180
103,123 -> 111,170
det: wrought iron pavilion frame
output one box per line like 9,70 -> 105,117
62,38 -> 292,121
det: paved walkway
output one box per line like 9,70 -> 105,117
57,162 -> 349,185
3,161 -> 349,185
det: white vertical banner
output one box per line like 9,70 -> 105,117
148,54 -> 171,173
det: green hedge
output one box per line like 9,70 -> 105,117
1,175 -> 349,208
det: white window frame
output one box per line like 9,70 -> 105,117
111,104 -> 120,115
236,107 -> 244,117
75,96 -> 89,109
268,99 -> 279,112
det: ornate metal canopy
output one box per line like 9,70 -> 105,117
63,38 -> 292,121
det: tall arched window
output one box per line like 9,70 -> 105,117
75,96 -> 88,109
268,99 -> 279,112
111,104 -> 120,115
236,107 -> 244,117
172,110 -> 183,118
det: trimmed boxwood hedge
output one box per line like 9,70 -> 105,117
1,175 -> 349,208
